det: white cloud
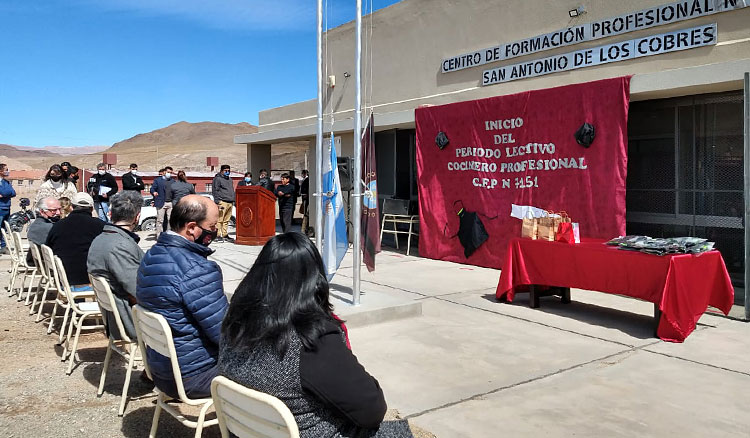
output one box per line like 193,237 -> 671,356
76,0 -> 316,31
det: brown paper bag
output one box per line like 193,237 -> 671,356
521,213 -> 538,239
536,215 -> 561,241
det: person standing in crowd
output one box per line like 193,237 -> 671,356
257,169 -> 275,193
25,197 -> 61,265
289,170 -> 300,206
67,166 -> 80,190
46,192 -> 104,290
87,162 -> 119,222
276,173 -> 295,233
0,163 -> 16,252
167,170 -> 195,206
220,233 -> 413,438
237,172 -> 253,187
87,191 -> 144,340
150,167 -> 174,237
136,195 -> 227,399
60,161 -> 71,178
34,164 -> 77,205
122,163 -> 145,192
300,169 -> 310,236
212,164 -> 235,243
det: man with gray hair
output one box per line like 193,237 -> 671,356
25,197 -> 61,265
87,191 -> 145,340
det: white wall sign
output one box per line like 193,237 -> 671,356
442,0 -> 746,74
482,23 -> 717,86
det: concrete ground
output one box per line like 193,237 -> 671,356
0,229 -> 748,437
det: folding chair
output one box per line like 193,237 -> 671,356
211,376 -> 299,438
90,274 -> 141,416
379,198 -> 420,256
40,245 -> 94,341
52,256 -> 104,374
133,305 -> 218,438
29,244 -> 53,316
2,227 -> 22,297
13,232 -> 37,303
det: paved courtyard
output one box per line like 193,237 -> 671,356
0,230 -> 748,437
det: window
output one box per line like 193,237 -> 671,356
16,180 -> 23,186
27,179 -> 34,186
627,91 -> 744,291
205,183 -> 212,192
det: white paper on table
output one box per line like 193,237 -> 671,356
510,204 -> 549,220
98,186 -> 112,196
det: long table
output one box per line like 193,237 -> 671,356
495,238 -> 735,342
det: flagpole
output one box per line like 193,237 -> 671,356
352,0 -> 363,305
315,0 -> 324,251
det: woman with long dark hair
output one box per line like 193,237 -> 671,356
166,170 -> 195,205
220,233 -> 413,438
34,164 -> 78,206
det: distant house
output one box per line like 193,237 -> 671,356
8,170 -> 47,200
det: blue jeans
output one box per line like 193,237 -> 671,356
95,201 -> 109,222
0,210 -> 9,248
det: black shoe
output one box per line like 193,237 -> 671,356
225,236 -> 235,243
214,237 -> 224,243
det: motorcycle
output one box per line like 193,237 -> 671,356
8,198 -> 35,232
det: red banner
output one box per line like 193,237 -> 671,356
416,77 -> 630,269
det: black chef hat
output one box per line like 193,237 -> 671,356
436,131 -> 450,150
574,123 -> 595,148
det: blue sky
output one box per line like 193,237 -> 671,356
0,0 -> 401,147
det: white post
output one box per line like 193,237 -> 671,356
315,0 -> 324,251
352,0 -> 363,305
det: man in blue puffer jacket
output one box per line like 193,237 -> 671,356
136,194 -> 227,399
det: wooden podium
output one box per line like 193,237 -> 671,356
235,185 -> 276,246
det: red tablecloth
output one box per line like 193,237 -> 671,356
495,238 -> 735,342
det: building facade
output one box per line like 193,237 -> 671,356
235,0 -> 749,304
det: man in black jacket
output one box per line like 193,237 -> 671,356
300,170 -> 310,235
46,192 -> 105,289
211,164 -> 235,243
276,173 -> 295,233
87,162 -> 119,222
257,169 -> 275,193
122,163 -> 144,192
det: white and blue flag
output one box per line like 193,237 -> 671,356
322,133 -> 348,280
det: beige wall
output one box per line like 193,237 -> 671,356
255,0 -> 750,133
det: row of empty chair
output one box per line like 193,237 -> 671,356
2,221 -> 300,437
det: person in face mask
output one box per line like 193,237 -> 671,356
136,194 -> 227,400
150,166 -> 174,238
87,162 -> 119,222
237,171 -> 253,187
122,163 -> 145,192
25,197 -> 61,265
34,164 -> 77,206
87,190 -> 145,341
211,164 -> 235,243
0,163 -> 15,252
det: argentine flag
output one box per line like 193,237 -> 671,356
322,134 -> 348,280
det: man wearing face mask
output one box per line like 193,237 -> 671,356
87,163 -> 119,222
87,191 -> 144,340
136,195 -> 227,399
122,163 -> 145,192
0,163 -> 16,252
237,171 -> 253,187
25,197 -> 61,265
211,164 -> 235,243
150,166 -> 174,238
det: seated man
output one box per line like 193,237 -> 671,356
87,191 -> 144,340
46,192 -> 105,290
136,194 -> 227,399
26,197 -> 61,265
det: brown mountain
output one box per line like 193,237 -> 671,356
13,145 -> 109,155
3,121 -> 308,174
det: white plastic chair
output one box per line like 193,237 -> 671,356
29,243 -> 53,316
90,274 -> 141,416
13,231 -> 37,303
211,376 -> 300,438
53,255 -> 104,374
133,305 -> 218,438
2,227 -> 24,297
